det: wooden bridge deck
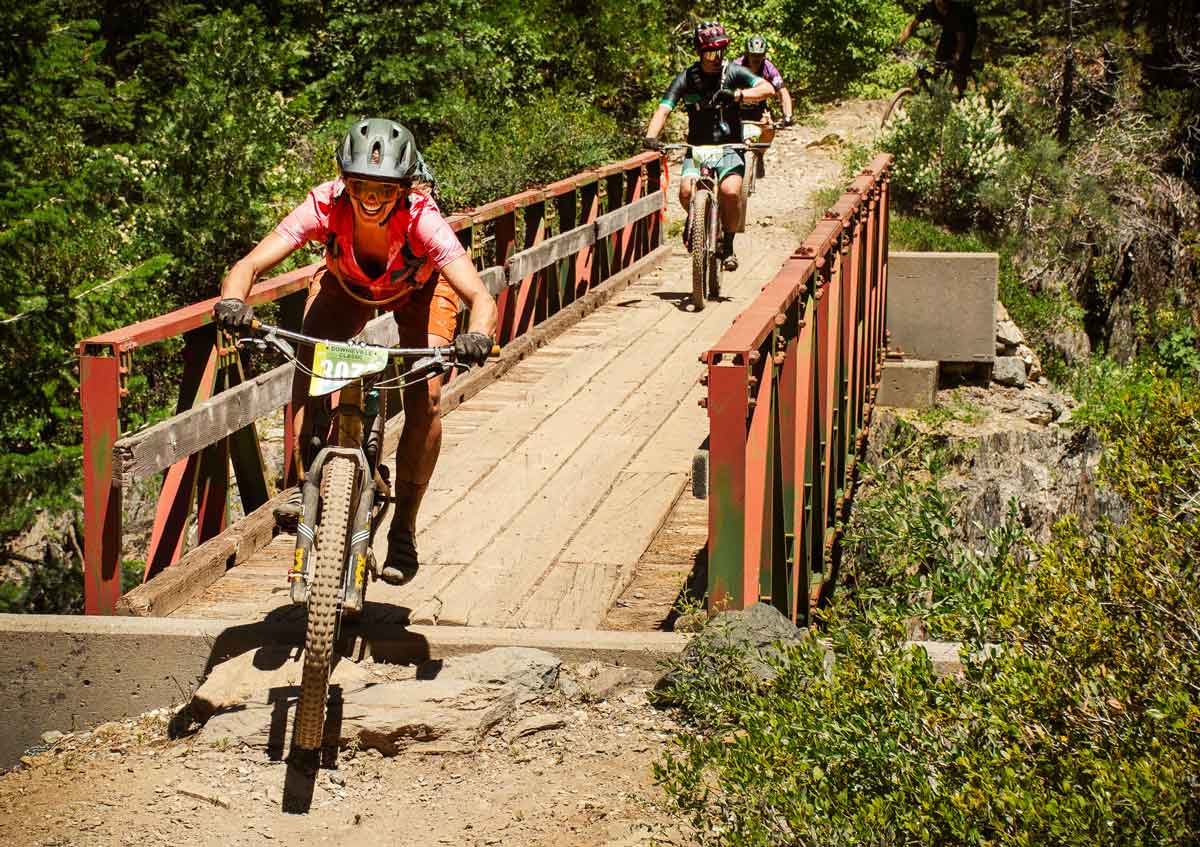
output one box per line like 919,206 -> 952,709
174,189 -> 804,629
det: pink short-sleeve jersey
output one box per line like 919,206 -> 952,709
274,179 -> 466,303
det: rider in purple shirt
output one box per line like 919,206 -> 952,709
733,36 -> 794,126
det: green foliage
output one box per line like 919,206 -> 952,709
426,92 -> 624,210
691,0 -> 905,105
657,365 -> 1200,846
882,86 -> 1011,227
839,420 -> 1021,642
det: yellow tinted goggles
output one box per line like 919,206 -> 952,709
345,178 -> 403,200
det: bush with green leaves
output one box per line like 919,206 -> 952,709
656,362 -> 1200,846
882,85 -> 1011,228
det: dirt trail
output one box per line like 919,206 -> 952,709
0,100 -> 884,847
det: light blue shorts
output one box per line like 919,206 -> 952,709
681,146 -> 745,183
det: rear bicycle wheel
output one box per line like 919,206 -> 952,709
690,192 -> 709,311
294,456 -> 356,751
880,87 -> 914,129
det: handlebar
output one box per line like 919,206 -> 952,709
246,319 -> 455,359
659,142 -> 772,152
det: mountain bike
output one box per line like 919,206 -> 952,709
239,320 -> 489,751
666,141 -> 768,311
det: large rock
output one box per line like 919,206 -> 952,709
995,319 -> 1024,353
432,647 -> 561,703
191,645 -> 373,722
992,356 -> 1027,387
199,676 -> 515,755
1048,326 -> 1092,364
658,603 -> 803,694
192,646 -> 562,755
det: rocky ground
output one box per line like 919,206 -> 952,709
0,649 -> 681,847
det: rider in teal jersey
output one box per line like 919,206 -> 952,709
642,21 -> 775,271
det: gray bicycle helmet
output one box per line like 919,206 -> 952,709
746,35 -> 768,55
336,118 -> 420,183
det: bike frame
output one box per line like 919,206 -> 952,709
242,322 -> 453,614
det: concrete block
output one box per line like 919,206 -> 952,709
877,359 -> 938,408
992,355 -> 1027,387
887,252 -> 997,363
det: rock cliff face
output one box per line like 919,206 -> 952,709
865,384 -> 1125,553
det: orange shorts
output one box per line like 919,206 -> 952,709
302,264 -> 460,344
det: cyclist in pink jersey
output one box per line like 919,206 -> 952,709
213,118 -> 498,587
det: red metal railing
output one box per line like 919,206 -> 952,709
702,154 -> 892,625
79,152 -> 665,614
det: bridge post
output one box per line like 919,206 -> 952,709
576,180 -> 599,298
80,344 -> 124,615
706,354 -> 750,611
512,200 -> 546,337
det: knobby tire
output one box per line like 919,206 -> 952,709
707,193 -> 722,301
294,456 -> 356,751
690,192 -> 709,312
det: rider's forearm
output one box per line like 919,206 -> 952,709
441,254 -> 498,337
465,292 -> 497,337
219,232 -> 296,301
644,104 -> 672,139
780,88 -> 794,118
739,80 -> 776,104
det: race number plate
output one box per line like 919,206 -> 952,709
309,341 -> 389,397
691,145 -> 726,167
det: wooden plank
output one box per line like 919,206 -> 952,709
427,238 -> 794,627
594,191 -> 664,240
117,487 -> 289,617
113,311 -> 402,485
517,470 -> 687,629
427,273 -> 745,626
505,223 -> 596,283
369,250 -> 680,617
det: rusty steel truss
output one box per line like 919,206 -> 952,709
78,153 -> 664,614
702,154 -> 892,625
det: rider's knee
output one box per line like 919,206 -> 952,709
718,176 -> 742,200
406,381 -> 442,423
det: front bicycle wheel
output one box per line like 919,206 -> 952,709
294,456 -> 356,751
707,195 -> 722,300
690,192 -> 710,312
880,87 -> 914,129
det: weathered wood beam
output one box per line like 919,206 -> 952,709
115,488 -> 286,617
112,312 -> 401,485
505,222 -> 596,282
595,191 -> 664,240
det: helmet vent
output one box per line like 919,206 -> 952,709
370,143 -> 382,164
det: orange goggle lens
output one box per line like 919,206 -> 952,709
345,179 -> 402,200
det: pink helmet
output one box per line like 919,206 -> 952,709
693,21 -> 730,52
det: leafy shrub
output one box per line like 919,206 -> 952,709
883,86 -> 1011,227
657,365 -> 1200,846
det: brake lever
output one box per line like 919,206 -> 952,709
237,328 -> 296,360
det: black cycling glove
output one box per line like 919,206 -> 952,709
454,331 -> 494,367
213,298 -> 254,332
709,89 -> 737,108
642,136 -> 664,152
